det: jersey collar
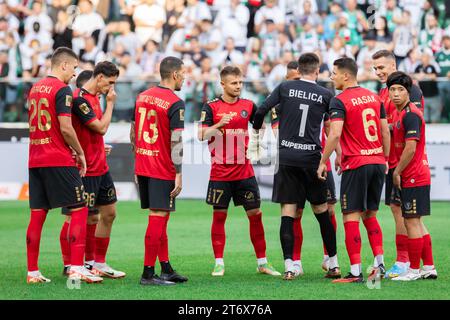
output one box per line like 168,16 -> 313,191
80,87 -> 96,97
219,96 -> 240,105
299,78 -> 316,84
400,101 -> 412,112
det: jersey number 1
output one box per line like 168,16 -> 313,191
298,104 -> 309,137
137,107 -> 159,144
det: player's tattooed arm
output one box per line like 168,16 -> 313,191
171,129 -> 183,173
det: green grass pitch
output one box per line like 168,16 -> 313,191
0,200 -> 448,300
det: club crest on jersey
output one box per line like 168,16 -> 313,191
79,103 -> 90,115
241,110 -> 248,118
396,121 -> 401,129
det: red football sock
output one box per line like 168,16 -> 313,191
26,209 -> 48,272
408,237 -> 424,270
144,215 -> 166,267
85,224 -> 97,262
94,237 -> 110,264
363,216 -> 384,256
293,217 -> 303,261
344,221 -> 362,265
158,215 -> 170,262
69,207 -> 88,267
59,221 -> 70,266
421,234 -> 434,266
323,214 -> 337,255
395,234 -> 409,263
248,212 -> 266,259
211,211 -> 227,259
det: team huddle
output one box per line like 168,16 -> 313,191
25,46 -> 437,286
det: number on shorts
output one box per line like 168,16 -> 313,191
211,189 -> 224,204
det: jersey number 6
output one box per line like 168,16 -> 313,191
362,108 -> 378,142
137,107 -> 159,144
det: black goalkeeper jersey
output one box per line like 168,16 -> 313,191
253,79 -> 334,168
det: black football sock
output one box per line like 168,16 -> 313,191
142,266 -> 155,279
280,216 -> 294,260
160,261 -> 174,274
314,210 -> 337,258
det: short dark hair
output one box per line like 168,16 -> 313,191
51,47 -> 78,67
372,49 -> 395,61
76,70 -> 93,88
287,60 -> 299,70
333,57 -> 358,77
93,61 -> 120,78
159,56 -> 184,80
298,53 -> 320,75
220,65 -> 242,79
386,71 -> 412,93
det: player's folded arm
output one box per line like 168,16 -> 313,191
169,100 -> 185,173
72,97 -> 107,135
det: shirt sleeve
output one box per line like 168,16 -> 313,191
72,97 -> 97,125
380,103 -> 386,119
249,102 -> 258,125
253,83 -> 282,130
410,85 -> 424,110
270,106 -> 279,128
55,86 -> 73,116
403,112 -> 422,141
329,97 -> 346,121
168,100 -> 185,130
200,103 -> 214,127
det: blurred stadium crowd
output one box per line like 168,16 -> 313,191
2,0 -> 450,123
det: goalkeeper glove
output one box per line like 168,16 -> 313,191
246,130 -> 266,161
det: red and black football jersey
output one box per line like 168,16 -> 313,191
330,86 -> 386,171
28,76 -> 76,168
133,85 -> 185,180
393,102 -> 430,188
379,84 -> 424,169
200,97 -> 256,181
71,88 -> 108,177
